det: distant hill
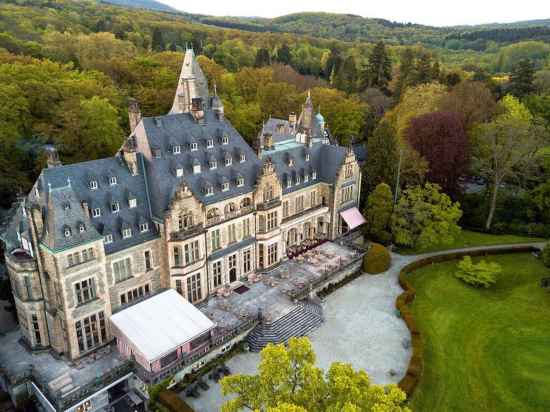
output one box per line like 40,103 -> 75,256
100,0 -> 178,13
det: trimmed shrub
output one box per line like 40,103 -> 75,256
158,390 -> 194,412
542,242 -> 550,268
362,243 -> 391,274
454,256 -> 502,288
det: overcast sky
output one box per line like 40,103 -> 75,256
159,0 -> 550,27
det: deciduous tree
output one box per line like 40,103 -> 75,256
391,183 -> 462,250
221,337 -> 410,412
471,95 -> 549,229
406,111 -> 469,195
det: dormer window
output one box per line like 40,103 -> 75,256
222,134 -> 229,145
122,227 -> 132,239
225,156 -> 232,167
306,153 -> 310,161
286,178 -> 292,188
304,174 -> 309,183
79,223 -> 86,233
289,158 -> 294,167
153,148 -> 162,158
312,170 -> 317,180
207,138 -> 214,148
109,176 -> 117,186
63,202 -> 71,211
129,198 -> 137,208
64,227 -> 72,238
209,160 -> 217,170
111,201 -> 120,213
205,186 -> 214,196
237,177 -> 244,187
89,180 -> 98,190
222,182 -> 229,192
176,167 -> 184,177
240,153 -> 246,163
296,175 -> 301,185
92,208 -> 101,218
139,222 -> 149,233
191,142 -> 198,151
172,145 -> 181,154
104,234 -> 113,244
193,162 -> 201,174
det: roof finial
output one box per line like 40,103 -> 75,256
213,83 -> 217,96
67,177 -> 71,187
308,89 -> 311,98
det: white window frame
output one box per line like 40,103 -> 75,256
90,180 -> 98,190
122,227 -> 132,239
222,182 -> 229,192
139,223 -> 149,233
173,145 -> 181,154
111,202 -> 120,213
207,139 -> 214,148
92,208 -> 101,218
109,176 -> 117,186
176,167 -> 184,177
129,198 -> 137,208
104,234 -> 113,244
191,142 -> 198,151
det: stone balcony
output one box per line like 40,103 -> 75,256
257,198 -> 282,211
205,205 -> 255,228
170,223 -> 205,241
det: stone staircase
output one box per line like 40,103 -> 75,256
246,300 -> 324,352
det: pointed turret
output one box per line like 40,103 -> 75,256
299,89 -> 314,132
211,83 -> 224,120
170,48 -> 209,114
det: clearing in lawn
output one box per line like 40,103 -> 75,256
407,253 -> 550,412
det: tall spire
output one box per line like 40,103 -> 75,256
169,48 -> 209,114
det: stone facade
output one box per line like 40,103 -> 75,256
1,49 -> 363,362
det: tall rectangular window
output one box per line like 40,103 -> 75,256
113,258 -> 132,283
174,246 -> 182,266
283,201 -> 289,218
341,186 -> 353,203
228,223 -> 237,243
184,240 -> 200,265
211,229 -> 221,251
144,250 -> 152,271
311,191 -> 317,208
186,273 -> 202,303
175,279 -> 183,295
345,163 -> 353,179
242,218 -> 250,238
296,195 -> 304,213
267,211 -> 278,231
32,314 -> 41,345
75,311 -> 106,354
243,249 -> 252,273
212,261 -> 222,288
75,278 -> 96,305
268,243 -> 278,266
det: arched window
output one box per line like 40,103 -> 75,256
224,203 -> 237,215
241,197 -> 251,208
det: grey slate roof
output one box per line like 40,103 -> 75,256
262,115 -> 324,144
264,141 -> 347,195
30,154 -> 157,253
138,111 -> 262,218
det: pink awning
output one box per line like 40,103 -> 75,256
340,207 -> 366,230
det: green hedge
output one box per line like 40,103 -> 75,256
395,244 -> 539,398
158,390 -> 195,412
362,243 -> 391,274
542,242 -> 550,268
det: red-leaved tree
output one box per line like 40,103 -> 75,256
406,111 -> 469,195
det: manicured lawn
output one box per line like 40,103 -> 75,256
397,230 -> 545,255
407,254 -> 550,412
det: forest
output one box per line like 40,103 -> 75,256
0,0 -> 549,240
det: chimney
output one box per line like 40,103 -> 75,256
44,146 -> 62,168
122,137 -> 139,176
128,98 -> 141,132
81,201 -> 90,219
264,133 -> 273,151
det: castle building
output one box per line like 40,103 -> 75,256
1,49 -> 363,391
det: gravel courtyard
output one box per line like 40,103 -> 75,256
184,253 -> 414,412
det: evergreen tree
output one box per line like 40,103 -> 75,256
277,44 -> 291,65
364,183 -> 394,244
254,48 -> 271,67
151,28 -> 164,51
334,55 -> 357,93
323,49 -> 342,79
509,58 -> 535,98
393,48 -> 415,102
366,119 -> 398,192
362,41 -> 392,94
413,52 -> 433,85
